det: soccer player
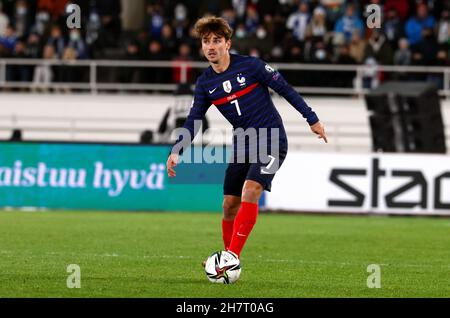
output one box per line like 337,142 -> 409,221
166,17 -> 327,267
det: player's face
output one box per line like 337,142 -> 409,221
201,33 -> 231,64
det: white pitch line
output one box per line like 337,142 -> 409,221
258,257 -> 449,268
1,250 -> 447,268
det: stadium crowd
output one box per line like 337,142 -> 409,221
0,0 -> 449,89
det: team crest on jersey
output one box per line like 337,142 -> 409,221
223,80 -> 232,93
237,74 -> 246,87
265,64 -> 275,73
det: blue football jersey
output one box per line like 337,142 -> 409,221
171,54 -> 319,156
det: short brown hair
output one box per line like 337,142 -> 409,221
194,16 -> 233,40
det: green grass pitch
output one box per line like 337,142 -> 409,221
0,210 -> 449,298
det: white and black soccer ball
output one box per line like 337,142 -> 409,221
204,251 -> 241,284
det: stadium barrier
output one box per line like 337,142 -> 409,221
266,152 -> 450,216
2,58 -> 450,97
0,142 -> 231,212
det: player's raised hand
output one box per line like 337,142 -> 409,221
310,121 -> 328,143
166,153 -> 179,177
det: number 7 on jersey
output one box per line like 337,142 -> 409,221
231,100 -> 241,116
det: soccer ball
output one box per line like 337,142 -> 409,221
204,251 -> 241,284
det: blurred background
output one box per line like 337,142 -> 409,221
0,0 -> 449,215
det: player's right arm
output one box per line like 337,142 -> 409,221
167,79 -> 210,177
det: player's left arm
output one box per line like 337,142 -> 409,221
250,58 -> 328,143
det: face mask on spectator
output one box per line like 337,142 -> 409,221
256,28 -> 267,39
315,49 -> 326,60
70,32 -> 80,41
37,11 -> 50,21
236,29 -> 246,38
175,5 -> 187,21
17,7 -> 27,15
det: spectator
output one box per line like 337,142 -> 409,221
269,45 -> 284,62
32,44 -> 56,93
334,4 -> 364,44
405,3 -> 435,48
46,24 -> 65,58
146,4 -> 164,39
383,8 -> 403,50
31,9 -> 51,36
145,39 -> 170,83
172,42 -> 193,84
361,56 -> 379,89
248,25 -> 273,61
0,25 -> 17,57
306,6 -> 327,43
413,27 -> 439,66
393,37 -> 411,80
95,0 -> 122,49
245,5 -> 260,35
272,10 -> 288,46
286,45 -> 304,63
411,50 -> 425,66
435,49 -> 449,66
67,29 -> 88,59
24,32 -> 42,81
6,40 -> 32,84
261,13 -> 276,44
364,29 -> 394,65
427,49 -> 449,88
231,0 -> 247,20
185,25 -> 201,60
58,47 -> 79,92
221,8 -> 237,31
286,1 -> 310,44
393,38 -> 411,66
12,0 -> 32,38
172,3 -> 189,40
160,23 -> 177,58
232,23 -> 249,54
120,40 -> 142,84
248,47 -> 260,58
146,39 -> 164,60
319,0 -> 345,29
336,44 -> 356,64
86,9 -> 101,39
436,9 -> 450,48
334,44 -> 357,87
0,3 -> 9,36
310,40 -> 331,64
349,30 -> 367,64
25,32 -> 42,59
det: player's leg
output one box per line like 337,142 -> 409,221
222,195 -> 241,250
227,180 -> 263,258
222,162 -> 249,249
202,163 -> 248,268
228,150 -> 287,258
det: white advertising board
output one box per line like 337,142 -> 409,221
266,152 -> 450,215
